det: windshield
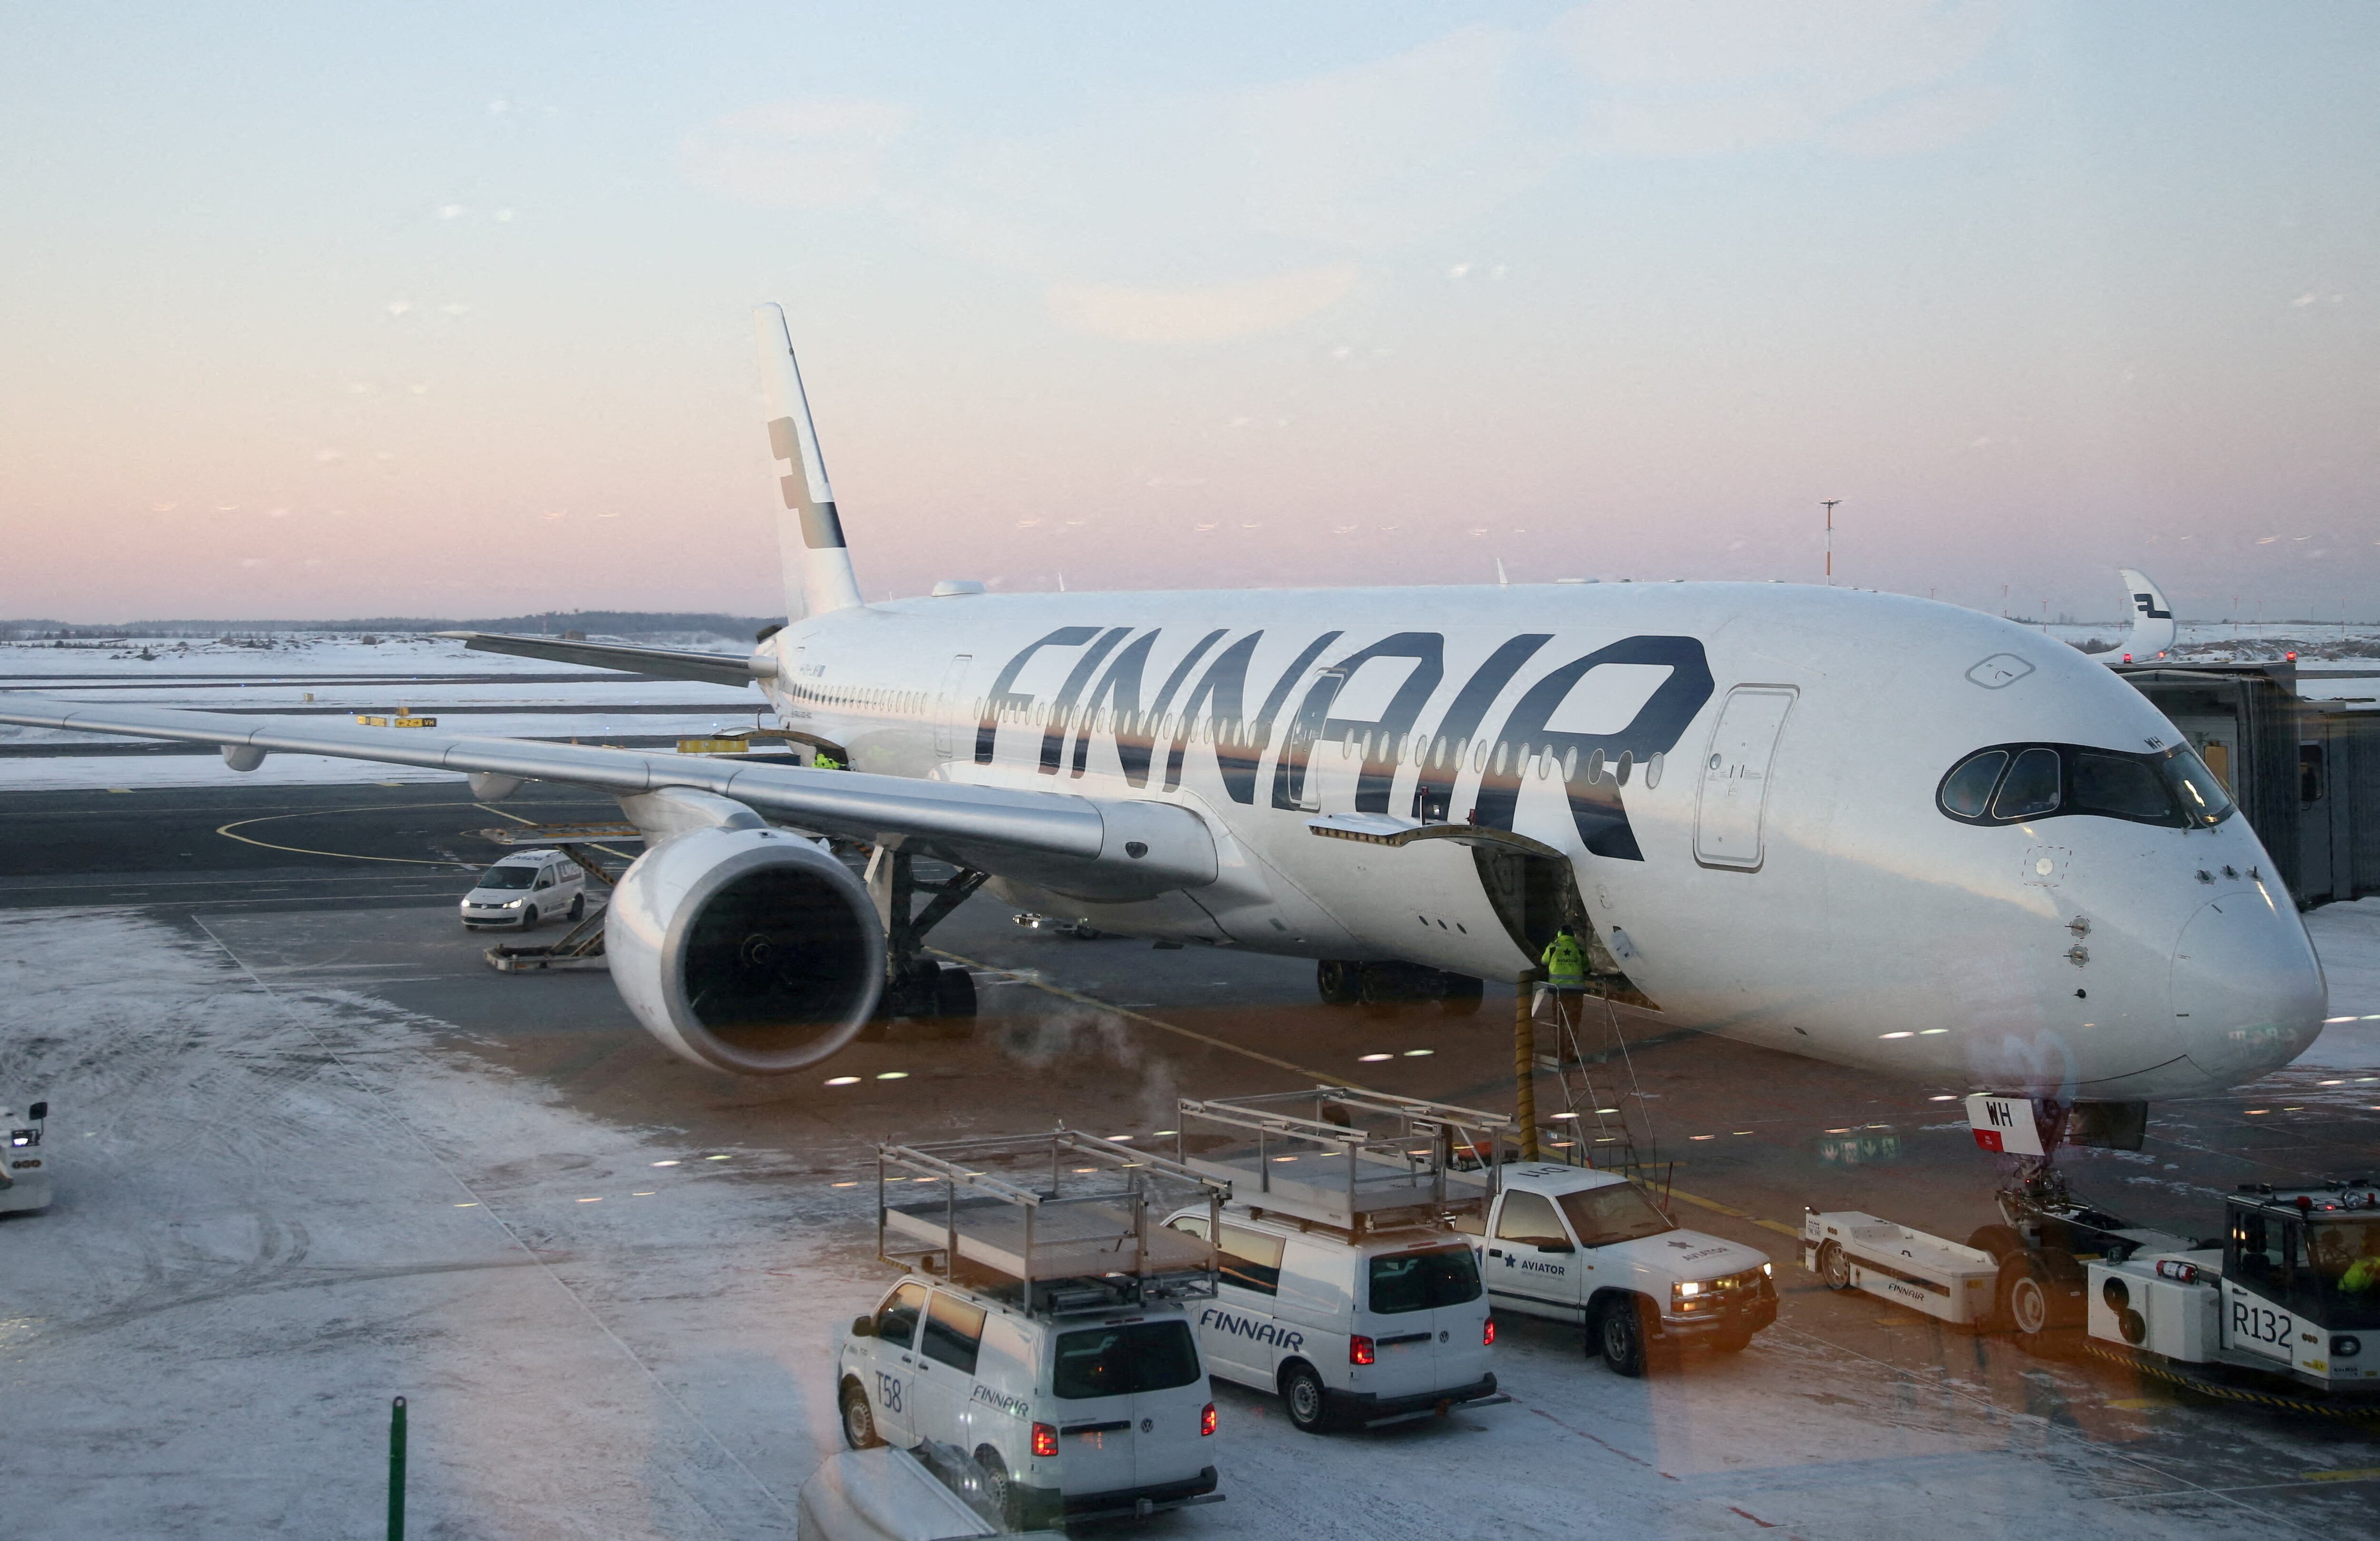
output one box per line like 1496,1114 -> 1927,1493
2160,746 -> 2236,827
472,866 -> 538,891
2307,1219 -> 2380,1329
1052,1321 -> 1201,1400
1368,1246 -> 1484,1314
1558,1183 -> 1676,1247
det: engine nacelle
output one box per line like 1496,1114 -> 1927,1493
605,825 -> 884,1074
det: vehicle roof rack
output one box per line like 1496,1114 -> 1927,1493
1172,1087 -> 1513,1235
876,1127 -> 1227,1318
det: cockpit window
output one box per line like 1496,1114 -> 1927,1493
1939,750 -> 2006,817
2072,753 -> 2170,821
1936,742 -> 2235,830
1993,747 -> 2063,819
2162,746 -> 2235,827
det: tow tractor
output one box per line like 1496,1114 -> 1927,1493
2,1100 -> 51,1215
1804,1094 -> 2380,1399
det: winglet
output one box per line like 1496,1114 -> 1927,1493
754,304 -> 865,616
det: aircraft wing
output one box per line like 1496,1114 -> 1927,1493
0,693 -> 1215,900
434,630 -> 768,689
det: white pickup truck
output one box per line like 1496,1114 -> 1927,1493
1455,1163 -> 1776,1375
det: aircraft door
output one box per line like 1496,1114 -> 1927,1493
1695,686 -> 1796,871
932,654 -> 972,760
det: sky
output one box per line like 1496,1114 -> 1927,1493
3,2 -> 2375,624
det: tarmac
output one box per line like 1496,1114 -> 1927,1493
2,648 -> 2378,1538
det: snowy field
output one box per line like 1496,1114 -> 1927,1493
0,635 -> 762,792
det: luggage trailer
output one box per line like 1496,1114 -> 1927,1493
1804,1095 -> 2380,1400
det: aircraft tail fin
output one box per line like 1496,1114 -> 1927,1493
2114,567 -> 2175,662
754,303 -> 864,616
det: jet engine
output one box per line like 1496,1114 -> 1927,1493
605,825 -> 885,1074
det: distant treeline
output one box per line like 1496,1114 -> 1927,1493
1,611 -> 779,640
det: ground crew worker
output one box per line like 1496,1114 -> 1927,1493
1541,926 -> 1587,992
1533,925 -> 1588,1024
812,748 -> 844,770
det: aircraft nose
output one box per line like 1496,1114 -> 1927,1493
2170,886 -> 2327,1084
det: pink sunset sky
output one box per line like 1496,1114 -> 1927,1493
4,3 -> 2375,624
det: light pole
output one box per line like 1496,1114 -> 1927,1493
1821,500 -> 1841,586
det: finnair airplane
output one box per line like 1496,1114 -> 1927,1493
1,307 -> 2325,1114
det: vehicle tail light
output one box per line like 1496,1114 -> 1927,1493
1031,1422 -> 1059,1459
1349,1334 -> 1375,1366
1200,1402 -> 1217,1437
1483,1318 -> 1497,1346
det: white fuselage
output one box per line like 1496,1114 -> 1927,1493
754,581 -> 2325,1101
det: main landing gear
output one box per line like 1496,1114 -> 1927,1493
1316,959 -> 1484,1015
863,847 -> 987,1040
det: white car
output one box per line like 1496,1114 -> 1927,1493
1162,1204 -> 1499,1433
1454,1164 -> 1776,1374
459,850 -> 587,930
836,1274 -> 1220,1530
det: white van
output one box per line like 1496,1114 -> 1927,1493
837,1275 -> 1220,1530
1163,1205 -> 1498,1433
1456,1163 -> 1776,1375
458,850 -> 587,930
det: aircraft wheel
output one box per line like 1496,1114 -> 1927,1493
933,964 -> 977,1037
1967,1223 -> 2023,1264
1317,960 -> 1360,1006
1437,974 -> 1485,1016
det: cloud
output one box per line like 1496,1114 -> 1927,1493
680,99 -> 914,209
1558,0 -> 2011,158
1045,264 -> 1361,345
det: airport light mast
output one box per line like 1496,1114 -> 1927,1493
1821,499 -> 1841,586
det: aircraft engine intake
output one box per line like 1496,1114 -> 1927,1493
605,825 -> 885,1074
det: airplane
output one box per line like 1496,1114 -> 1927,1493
2099,568 -> 2175,664
0,306 -> 2326,1126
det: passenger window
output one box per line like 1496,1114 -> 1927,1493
534,872 -> 554,889
1493,1191 -> 1570,1248
1447,1206 -> 1485,1236
1167,1214 -> 1209,1239
874,1281 -> 927,1348
2071,753 -> 2175,823
1938,750 -> 2007,818
1217,1223 -> 1285,1295
1053,1322 -> 1201,1400
921,1291 -> 986,1375
1991,746 -> 2062,819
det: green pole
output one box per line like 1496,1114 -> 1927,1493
387,1395 -> 407,1541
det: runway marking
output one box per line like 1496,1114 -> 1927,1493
213,800 -> 495,867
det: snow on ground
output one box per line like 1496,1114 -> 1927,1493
5,908 -> 2375,1539
2296,897 -> 2380,1083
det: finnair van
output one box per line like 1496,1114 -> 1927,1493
837,1275 -> 1220,1529
1162,1206 -> 1499,1433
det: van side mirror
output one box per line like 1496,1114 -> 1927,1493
851,1316 -> 876,1337
28,1102 -> 46,1121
